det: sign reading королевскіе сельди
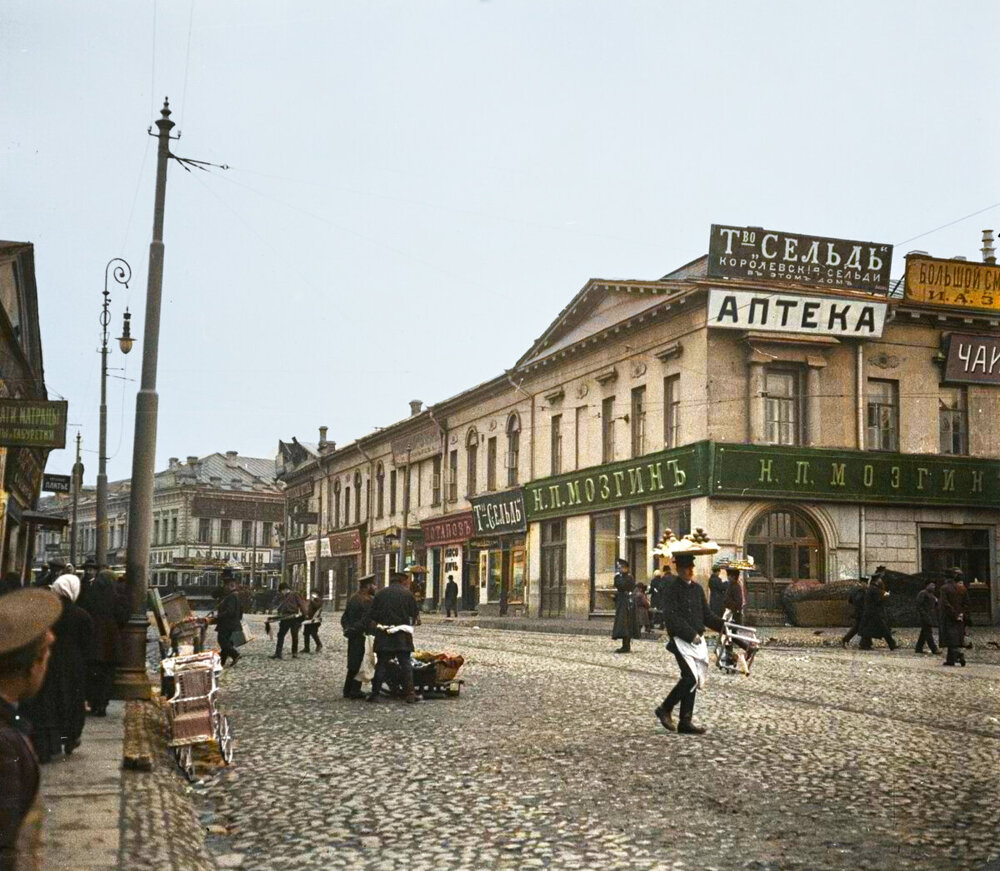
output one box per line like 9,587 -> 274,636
523,442 -> 1000,522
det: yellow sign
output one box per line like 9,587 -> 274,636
905,255 -> 1000,312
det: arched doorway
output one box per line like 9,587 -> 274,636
744,507 -> 823,611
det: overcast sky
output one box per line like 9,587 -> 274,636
4,1 -> 999,483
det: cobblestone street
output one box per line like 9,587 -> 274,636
189,618 -> 1000,871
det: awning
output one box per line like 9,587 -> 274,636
22,511 -> 68,529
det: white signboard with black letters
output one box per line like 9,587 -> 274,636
707,288 -> 887,338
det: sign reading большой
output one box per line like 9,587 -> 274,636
707,289 -> 887,337
0,400 -> 68,449
905,254 -> 1000,313
708,224 -> 893,293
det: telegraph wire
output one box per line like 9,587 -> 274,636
895,199 -> 1000,247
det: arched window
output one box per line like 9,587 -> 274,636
333,480 -> 341,528
744,507 -> 823,610
466,429 -> 478,497
375,463 -> 385,519
506,414 -> 520,486
343,479 -> 351,527
354,471 -> 363,522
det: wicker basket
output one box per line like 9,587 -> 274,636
434,662 -> 461,683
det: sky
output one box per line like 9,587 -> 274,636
3,1 -> 999,483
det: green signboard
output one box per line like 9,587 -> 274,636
711,443 -> 1000,508
524,441 -> 710,521
0,400 -> 68,449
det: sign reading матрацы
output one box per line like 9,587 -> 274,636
708,224 -> 893,293
0,400 -> 68,449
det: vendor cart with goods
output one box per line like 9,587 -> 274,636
149,590 -> 208,657
161,651 -> 235,781
379,650 -> 465,698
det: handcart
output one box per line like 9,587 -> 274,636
161,651 -> 235,780
716,619 -> 760,676
412,654 -> 465,698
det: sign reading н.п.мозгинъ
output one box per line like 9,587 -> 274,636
524,442 -> 710,521
708,224 -> 893,293
711,444 -> 1000,508
707,289 -> 887,337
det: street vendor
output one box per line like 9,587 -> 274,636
655,539 -> 724,736
269,584 -> 308,660
368,571 -> 419,704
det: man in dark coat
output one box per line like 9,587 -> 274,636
341,575 -> 376,699
443,574 -> 459,618
302,592 -> 324,653
649,568 -> 670,629
368,572 -> 419,703
858,572 -> 898,650
611,560 -> 638,653
722,566 -> 747,624
215,575 -> 244,667
939,570 -> 970,667
914,580 -> 940,656
80,570 -> 129,714
0,588 -> 61,871
270,584 -> 307,660
841,580 -> 867,648
708,564 -> 729,618
655,553 -> 724,735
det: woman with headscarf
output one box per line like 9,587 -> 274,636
21,573 -> 93,761
80,570 -> 129,716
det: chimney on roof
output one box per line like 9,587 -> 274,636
983,229 -> 996,265
186,456 -> 199,466
230,478 -> 242,490
226,450 -> 238,459
168,457 -> 179,470
210,476 -> 222,488
409,400 -> 423,416
319,426 -> 328,448
954,256 -> 967,261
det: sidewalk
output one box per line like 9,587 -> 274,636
33,694 -> 217,871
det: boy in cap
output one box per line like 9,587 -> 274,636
0,588 -> 62,868
655,552 -> 724,735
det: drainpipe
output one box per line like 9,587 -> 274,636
856,342 -> 866,579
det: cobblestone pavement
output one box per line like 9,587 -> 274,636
189,618 -> 1000,871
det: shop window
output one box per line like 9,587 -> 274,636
510,547 -> 525,603
486,438 -> 497,492
376,463 -> 385,519
506,414 -> 520,486
540,519 -> 566,618
626,505 -> 648,582
939,386 -> 968,455
664,375 -> 680,448
920,528 -> 990,586
466,430 -> 478,497
354,472 -> 363,520
867,378 -> 899,451
487,548 -> 503,602
654,502 -> 690,542
432,455 -> 442,506
448,450 -> 458,502
593,512 -> 619,591
551,414 -> 562,476
764,370 -> 800,446
631,386 -> 646,458
602,396 -> 616,463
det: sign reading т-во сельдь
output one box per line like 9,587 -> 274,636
708,224 -> 893,293
0,400 -> 68,449
905,254 -> 1000,313
707,289 -> 886,337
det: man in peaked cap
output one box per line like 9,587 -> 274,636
0,588 -> 62,868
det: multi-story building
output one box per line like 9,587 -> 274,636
281,225 -> 1000,624
36,451 -> 284,598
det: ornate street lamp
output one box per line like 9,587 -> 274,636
96,258 -> 134,570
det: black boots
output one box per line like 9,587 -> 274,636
654,706 -> 676,732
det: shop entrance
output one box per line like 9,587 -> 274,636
920,527 -> 992,620
744,507 -> 823,612
539,519 -> 566,617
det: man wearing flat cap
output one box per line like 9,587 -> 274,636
0,588 -> 62,869
368,571 -> 420,703
341,575 -> 376,699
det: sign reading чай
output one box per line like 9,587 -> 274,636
708,224 -> 892,293
707,289 -> 886,337
944,334 -> 1000,384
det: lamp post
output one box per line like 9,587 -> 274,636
115,99 -> 177,701
96,258 -> 134,570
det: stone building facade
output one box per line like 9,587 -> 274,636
280,228 -> 1000,624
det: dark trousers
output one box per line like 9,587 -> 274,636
344,635 -> 365,697
945,645 -> 966,665
371,650 -> 414,699
302,622 -> 322,652
616,636 -> 632,652
661,639 -> 697,724
859,632 -> 897,650
841,618 -> 861,645
86,662 -> 115,714
445,601 -> 457,617
275,617 -> 303,656
219,631 -> 240,666
915,624 -> 939,654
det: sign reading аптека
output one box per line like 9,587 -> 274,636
707,289 -> 887,337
